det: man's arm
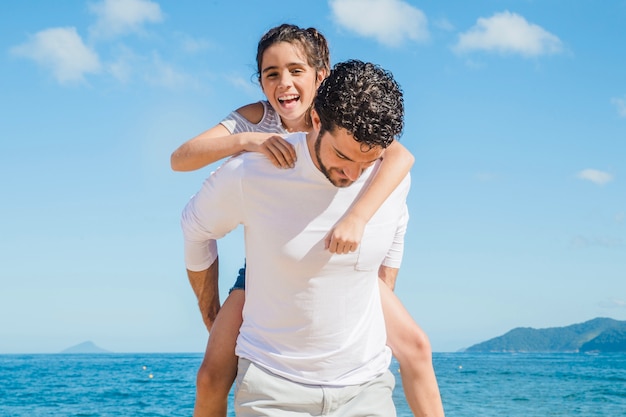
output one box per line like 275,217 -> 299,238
187,258 -> 220,332
378,264 -> 399,291
180,156 -> 245,331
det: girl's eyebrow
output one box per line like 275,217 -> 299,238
262,62 -> 307,74
261,65 -> 278,74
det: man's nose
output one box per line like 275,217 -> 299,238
343,164 -> 360,181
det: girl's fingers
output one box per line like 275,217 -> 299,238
264,137 -> 296,168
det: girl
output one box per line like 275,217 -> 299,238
172,24 -> 444,417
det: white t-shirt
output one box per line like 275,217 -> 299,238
182,133 -> 410,385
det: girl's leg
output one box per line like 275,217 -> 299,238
193,289 -> 245,417
378,281 -> 445,417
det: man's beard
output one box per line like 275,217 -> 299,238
314,132 -> 353,188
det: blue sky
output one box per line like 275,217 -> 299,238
1,0 -> 624,354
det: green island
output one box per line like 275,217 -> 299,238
465,317 -> 626,353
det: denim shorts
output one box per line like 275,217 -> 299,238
228,262 -> 246,293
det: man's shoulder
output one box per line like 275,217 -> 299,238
210,132 -> 309,187
284,131 -> 307,146
239,131 -> 307,162
224,132 -> 305,171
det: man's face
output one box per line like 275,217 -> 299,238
313,127 -> 384,187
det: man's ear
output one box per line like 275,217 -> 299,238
310,108 -> 321,130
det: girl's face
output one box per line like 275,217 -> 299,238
259,42 -> 325,130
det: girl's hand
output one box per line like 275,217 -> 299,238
324,215 -> 366,254
244,133 -> 296,169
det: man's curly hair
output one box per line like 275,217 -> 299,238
314,60 -> 404,149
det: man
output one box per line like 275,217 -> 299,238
182,60 -> 408,416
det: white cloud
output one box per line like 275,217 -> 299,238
474,172 -> 498,182
105,47 -> 199,89
571,235 -> 623,248
329,0 -> 429,46
88,0 -> 164,39
433,18 -> 455,32
611,97 -> 626,118
598,298 -> 626,309
226,75 -> 261,97
106,44 -> 138,83
10,27 -> 101,84
108,58 -> 133,83
454,11 -> 563,57
177,34 -> 214,54
145,54 -> 196,89
576,169 -> 613,186
463,59 -> 486,70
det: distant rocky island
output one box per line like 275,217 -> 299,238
60,341 -> 111,354
465,317 -> 626,353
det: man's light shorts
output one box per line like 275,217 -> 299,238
235,357 -> 396,416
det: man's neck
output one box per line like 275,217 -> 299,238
306,129 -> 321,171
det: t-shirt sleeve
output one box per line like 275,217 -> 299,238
381,203 -> 409,269
381,173 -> 411,269
220,101 -> 268,134
220,110 -> 251,134
181,158 -> 245,271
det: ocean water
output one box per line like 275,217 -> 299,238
1,353 -> 625,416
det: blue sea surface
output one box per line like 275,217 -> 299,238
1,353 -> 625,416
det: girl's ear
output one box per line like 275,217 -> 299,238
316,69 -> 327,85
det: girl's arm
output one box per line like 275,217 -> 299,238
170,103 -> 296,172
325,140 -> 414,254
